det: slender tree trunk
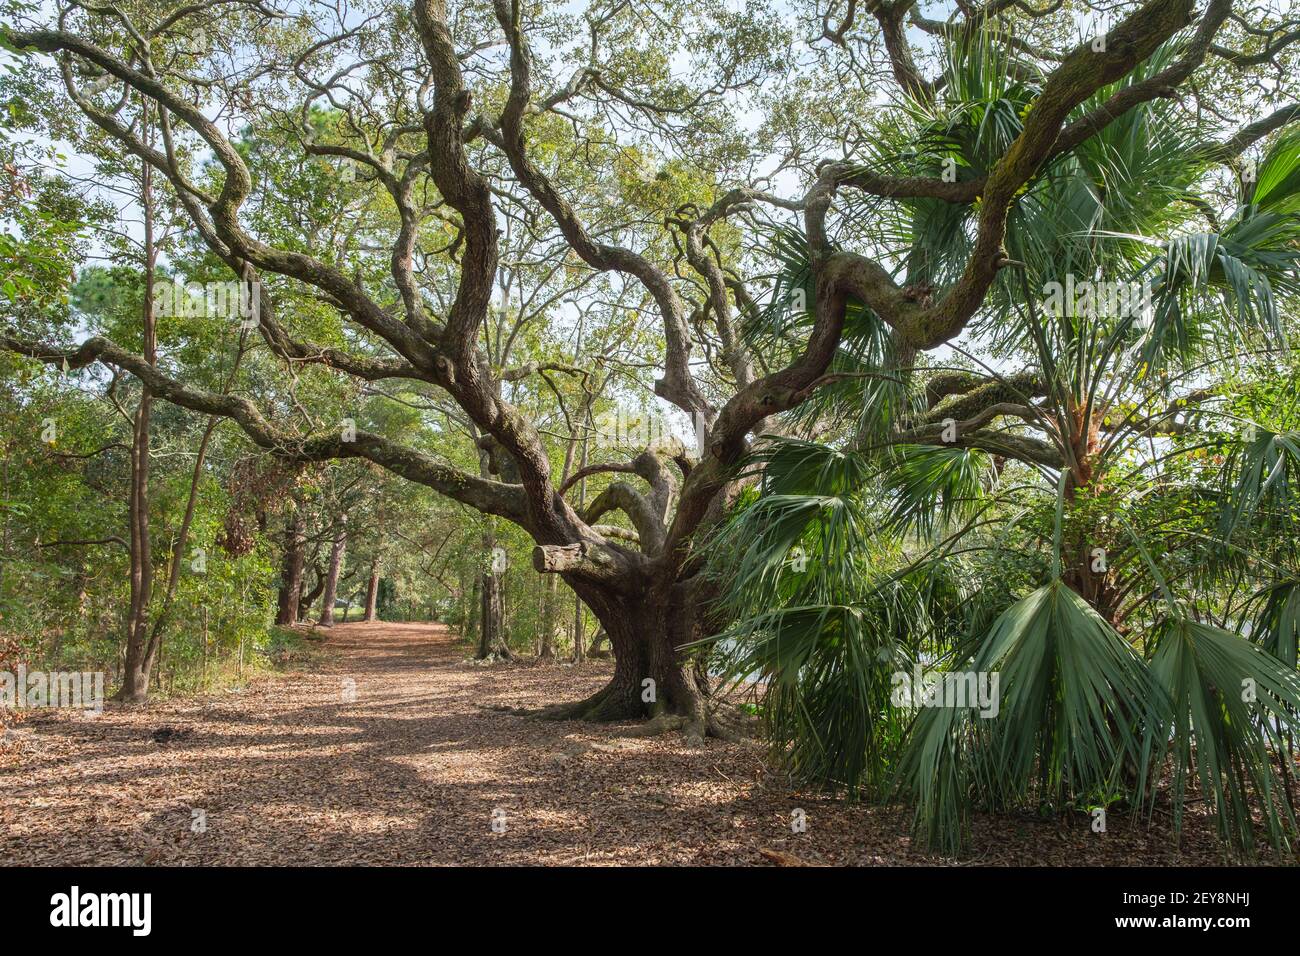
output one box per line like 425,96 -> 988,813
117,149 -> 158,703
363,554 -> 380,621
476,528 -> 511,659
464,572 -> 481,647
275,509 -> 305,626
573,593 -> 585,662
299,562 -> 326,621
538,575 -> 558,659
318,519 -> 346,626
138,329 -> 249,692
572,416 -> 589,664
0,451 -> 9,596
478,569 -> 509,658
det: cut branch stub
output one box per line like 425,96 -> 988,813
532,541 -> 630,582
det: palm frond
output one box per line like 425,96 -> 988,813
882,443 -> 992,538
1247,579 -> 1300,670
899,581 -> 1154,853
1142,618 -> 1300,854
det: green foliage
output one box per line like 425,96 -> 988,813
713,26 -> 1300,860
1144,618 -> 1300,853
902,583 -> 1154,854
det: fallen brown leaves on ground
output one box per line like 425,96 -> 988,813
0,622 -> 1276,866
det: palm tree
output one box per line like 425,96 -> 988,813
707,30 -> 1300,857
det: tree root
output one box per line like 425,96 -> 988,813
472,649 -> 515,665
705,716 -> 740,742
705,702 -> 759,742
483,683 -> 633,722
620,714 -> 690,737
611,713 -> 710,746
487,687 -> 760,744
758,848 -> 813,867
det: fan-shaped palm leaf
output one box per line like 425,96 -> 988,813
1142,618 -> 1300,854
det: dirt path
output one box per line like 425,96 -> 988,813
0,621 -> 1240,865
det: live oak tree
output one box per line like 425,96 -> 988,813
4,0 -> 1296,737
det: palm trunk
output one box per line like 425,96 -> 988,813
1062,409 -> 1118,622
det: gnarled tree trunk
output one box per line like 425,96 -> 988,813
526,568 -> 719,739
